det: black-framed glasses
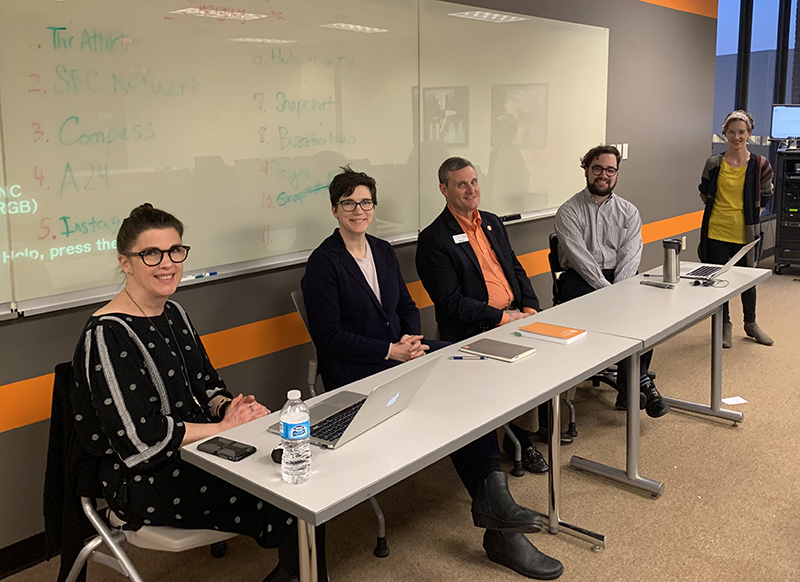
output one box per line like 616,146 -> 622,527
590,165 -> 618,177
338,199 -> 376,212
124,245 -> 191,266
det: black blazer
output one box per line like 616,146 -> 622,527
302,230 -> 422,390
416,207 -> 540,342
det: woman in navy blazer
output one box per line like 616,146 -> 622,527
304,167 -> 560,580
302,167 -> 434,391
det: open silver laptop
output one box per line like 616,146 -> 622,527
268,356 -> 440,449
683,238 -> 760,281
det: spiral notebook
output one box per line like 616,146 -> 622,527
459,338 -> 536,363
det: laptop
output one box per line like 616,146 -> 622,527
683,239 -> 760,281
268,356 -> 441,449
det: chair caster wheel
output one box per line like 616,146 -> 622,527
210,541 -> 228,558
374,537 -> 390,558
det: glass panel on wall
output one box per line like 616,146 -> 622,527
788,0 -> 798,102
713,0 -> 782,157
746,0 -> 780,159
712,0 -> 741,155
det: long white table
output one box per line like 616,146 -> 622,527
535,263 -> 771,496
184,323 -> 640,582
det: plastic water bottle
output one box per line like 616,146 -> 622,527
280,389 -> 311,484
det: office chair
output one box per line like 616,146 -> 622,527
547,234 -> 619,436
47,363 -> 233,582
290,290 -> 390,558
548,234 -> 655,429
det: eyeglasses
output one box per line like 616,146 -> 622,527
338,199 -> 376,212
590,165 -> 618,177
124,245 -> 191,267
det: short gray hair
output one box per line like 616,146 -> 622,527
438,157 -> 475,185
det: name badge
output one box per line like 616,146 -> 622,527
452,233 -> 469,244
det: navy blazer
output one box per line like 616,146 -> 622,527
416,207 -> 540,342
302,230 -> 422,391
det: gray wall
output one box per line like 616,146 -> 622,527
0,0 -> 716,550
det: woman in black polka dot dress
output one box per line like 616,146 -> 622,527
71,204 -> 326,582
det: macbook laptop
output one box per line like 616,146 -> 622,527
268,356 -> 441,449
683,238 -> 760,281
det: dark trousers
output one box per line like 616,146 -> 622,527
449,432 -> 502,498
427,340 -> 503,498
705,238 -> 757,324
540,268 -> 654,428
278,523 -> 327,580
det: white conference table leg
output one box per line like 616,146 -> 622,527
570,354 -> 665,497
545,393 -> 607,551
298,519 -> 318,582
662,306 -> 744,424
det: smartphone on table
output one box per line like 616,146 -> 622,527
197,436 -> 257,462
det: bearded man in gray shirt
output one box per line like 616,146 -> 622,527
553,145 -> 669,418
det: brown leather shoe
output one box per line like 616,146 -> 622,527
520,446 -> 549,474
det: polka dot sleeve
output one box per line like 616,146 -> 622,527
82,319 -> 186,469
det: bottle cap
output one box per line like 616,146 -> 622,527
287,389 -> 301,400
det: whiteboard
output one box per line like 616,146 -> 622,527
0,0 -> 607,312
0,122 -> 13,314
418,2 -> 608,226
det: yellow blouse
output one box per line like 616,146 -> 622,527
708,158 -> 746,244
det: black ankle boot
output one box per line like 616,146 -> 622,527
641,376 -> 669,418
483,530 -> 564,579
471,471 -> 543,533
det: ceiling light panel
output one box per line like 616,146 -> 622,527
230,38 -> 296,44
448,11 -> 530,23
320,23 -> 388,33
170,7 -> 271,22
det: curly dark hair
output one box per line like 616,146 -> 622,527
580,145 -> 621,170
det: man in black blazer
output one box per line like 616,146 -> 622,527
304,168 -> 555,579
416,158 -> 563,580
416,160 -> 540,342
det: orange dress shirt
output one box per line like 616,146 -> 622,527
451,208 -> 534,325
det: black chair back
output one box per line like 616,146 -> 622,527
547,233 -> 564,306
44,362 -> 102,582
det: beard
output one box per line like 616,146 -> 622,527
587,177 -> 616,197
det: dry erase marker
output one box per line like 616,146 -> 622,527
449,355 -> 487,360
181,271 -> 217,282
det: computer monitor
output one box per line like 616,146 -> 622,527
770,104 -> 800,139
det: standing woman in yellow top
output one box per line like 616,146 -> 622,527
699,110 -> 774,348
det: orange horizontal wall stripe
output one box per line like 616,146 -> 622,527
0,374 -> 55,434
202,311 -> 310,370
407,280 -> 433,310
637,0 -> 718,19
0,210 -> 705,434
517,248 -> 551,279
642,210 -> 703,244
